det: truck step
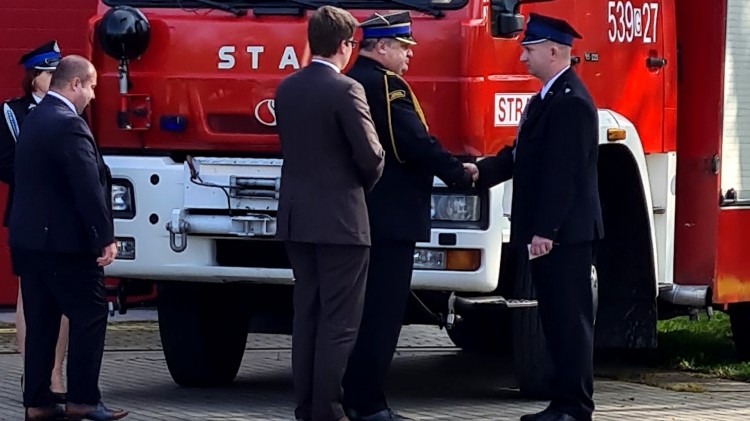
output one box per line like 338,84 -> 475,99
453,296 -> 537,310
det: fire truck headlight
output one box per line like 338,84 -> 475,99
111,181 -> 135,219
413,248 -> 481,271
413,249 -> 446,270
431,194 -> 480,221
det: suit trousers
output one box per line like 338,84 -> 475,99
343,239 -> 416,415
530,242 -> 595,421
16,250 -> 108,408
286,241 -> 370,421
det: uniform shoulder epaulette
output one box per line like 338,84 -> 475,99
5,96 -> 27,106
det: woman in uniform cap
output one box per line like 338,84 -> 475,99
0,40 -> 69,410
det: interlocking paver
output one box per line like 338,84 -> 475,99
0,313 -> 749,420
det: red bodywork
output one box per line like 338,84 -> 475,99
89,2 -> 675,156
0,0 -> 747,305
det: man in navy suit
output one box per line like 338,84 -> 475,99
474,14 -> 604,421
9,55 -> 128,421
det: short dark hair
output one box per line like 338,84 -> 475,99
50,55 -> 95,90
307,6 -> 358,58
359,39 -> 378,52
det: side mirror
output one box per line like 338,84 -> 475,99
492,9 -> 524,38
490,0 -> 556,38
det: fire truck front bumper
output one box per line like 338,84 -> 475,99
104,155 -> 508,293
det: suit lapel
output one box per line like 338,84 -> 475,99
521,68 -> 573,132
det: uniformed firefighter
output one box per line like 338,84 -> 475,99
342,11 -> 474,421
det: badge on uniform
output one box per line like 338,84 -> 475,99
389,90 -> 406,101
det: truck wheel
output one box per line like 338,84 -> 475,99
729,302 -> 750,361
157,282 -> 250,387
511,261 -> 598,399
447,312 -> 510,354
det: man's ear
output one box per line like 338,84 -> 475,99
376,40 -> 387,55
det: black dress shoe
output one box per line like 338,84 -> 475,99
520,407 -> 553,421
534,410 -> 581,421
25,404 -> 68,421
66,402 -> 128,421
53,393 -> 67,405
346,408 -> 414,421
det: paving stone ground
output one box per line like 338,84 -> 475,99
0,310 -> 749,420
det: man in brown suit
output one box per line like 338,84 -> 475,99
275,6 -> 385,421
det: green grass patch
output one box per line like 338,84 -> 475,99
656,312 -> 750,382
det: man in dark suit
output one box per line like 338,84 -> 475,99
9,55 -> 128,421
275,6 -> 385,421
342,12 -> 474,421
474,14 -> 604,421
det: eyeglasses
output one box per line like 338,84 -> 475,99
345,39 -> 358,48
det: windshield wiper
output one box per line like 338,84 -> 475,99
182,0 -> 248,16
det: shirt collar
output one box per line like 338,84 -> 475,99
541,66 -> 570,99
47,91 -> 77,114
32,93 -> 43,104
311,58 -> 341,73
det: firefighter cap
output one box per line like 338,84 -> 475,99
360,11 -> 417,46
19,40 -> 62,71
521,13 -> 582,47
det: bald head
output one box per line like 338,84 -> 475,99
50,55 -> 94,90
49,55 -> 97,115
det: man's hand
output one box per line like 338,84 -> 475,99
530,235 -> 554,257
463,163 -> 479,182
97,242 -> 118,267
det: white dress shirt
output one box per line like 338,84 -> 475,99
311,58 -> 341,73
47,91 -> 77,114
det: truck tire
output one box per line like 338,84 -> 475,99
729,302 -> 750,361
511,262 -> 598,399
446,312 -> 510,354
157,282 -> 250,387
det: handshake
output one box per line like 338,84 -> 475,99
463,163 -> 479,182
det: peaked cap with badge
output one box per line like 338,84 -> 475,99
521,13 -> 582,46
19,40 -> 62,71
360,11 -> 417,45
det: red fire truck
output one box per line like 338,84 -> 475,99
3,0 -> 749,397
